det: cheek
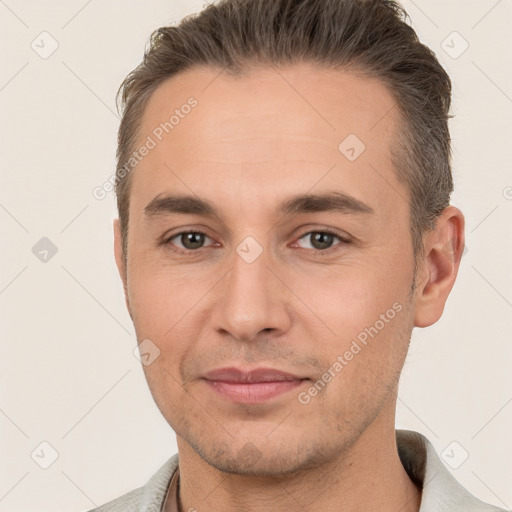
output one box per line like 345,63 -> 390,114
126,256 -> 197,335
126,260 -> 215,378
292,259 -> 413,388
298,262 -> 407,332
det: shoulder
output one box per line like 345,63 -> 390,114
85,453 -> 179,512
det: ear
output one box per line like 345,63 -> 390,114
414,206 -> 465,328
113,218 -> 132,319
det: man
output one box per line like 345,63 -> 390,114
90,0 -> 506,510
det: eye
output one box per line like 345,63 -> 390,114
161,228 -> 350,256
163,230 -> 215,253
295,230 -> 349,253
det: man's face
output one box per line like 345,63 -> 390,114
116,63 -> 421,475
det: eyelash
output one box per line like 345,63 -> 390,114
161,229 -> 350,257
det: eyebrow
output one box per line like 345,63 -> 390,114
144,191 -> 374,220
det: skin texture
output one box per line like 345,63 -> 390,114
113,63 -> 465,512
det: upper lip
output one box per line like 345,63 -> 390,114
203,367 -> 306,383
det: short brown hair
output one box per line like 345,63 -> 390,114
115,0 -> 453,260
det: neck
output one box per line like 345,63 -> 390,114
172,413 -> 421,512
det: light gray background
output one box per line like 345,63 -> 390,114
0,0 -> 511,510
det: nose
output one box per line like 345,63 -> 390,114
209,241 -> 292,342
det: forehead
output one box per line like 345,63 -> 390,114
141,63 -> 399,150
130,63 -> 406,223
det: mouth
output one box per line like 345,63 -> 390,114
202,367 -> 309,404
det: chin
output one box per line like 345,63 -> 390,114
202,451 -> 309,477
187,433 -> 333,477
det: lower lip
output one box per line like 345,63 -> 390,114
204,379 -> 307,404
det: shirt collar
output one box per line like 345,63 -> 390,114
396,429 -> 503,511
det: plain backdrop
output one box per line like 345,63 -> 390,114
0,0 -> 511,510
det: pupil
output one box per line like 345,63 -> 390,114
183,232 -> 204,249
312,232 -> 332,250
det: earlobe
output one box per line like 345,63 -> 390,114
413,206 -> 465,328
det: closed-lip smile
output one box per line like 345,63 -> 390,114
202,367 -> 308,403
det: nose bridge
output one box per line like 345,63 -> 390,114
211,236 -> 290,340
